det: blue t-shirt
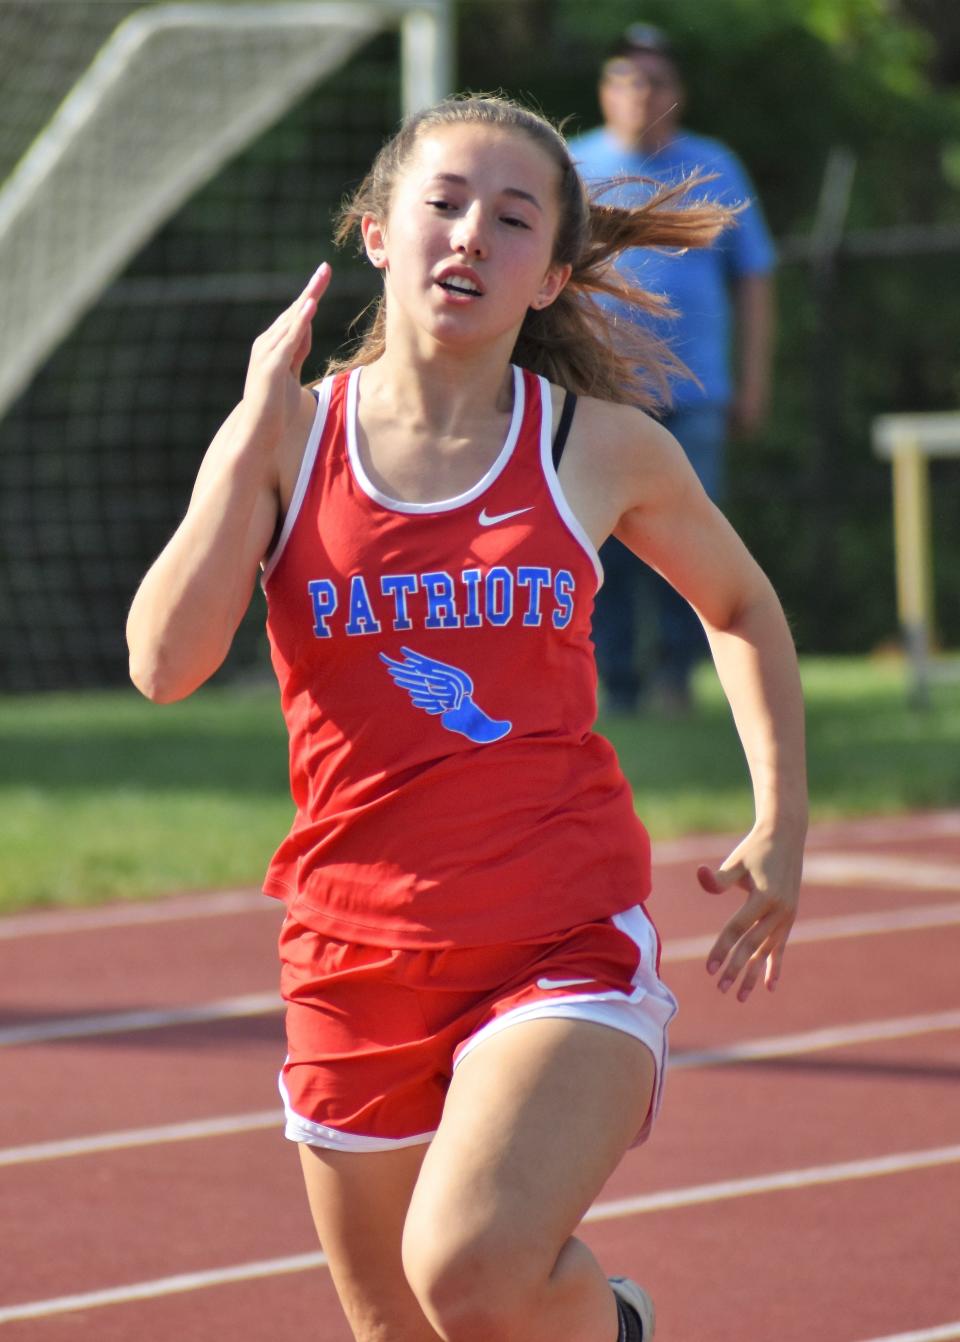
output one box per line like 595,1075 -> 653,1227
568,127 -> 775,408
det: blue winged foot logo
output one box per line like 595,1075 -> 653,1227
380,647 -> 512,744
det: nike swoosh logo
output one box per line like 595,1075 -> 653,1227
535,977 -> 596,991
478,506 -> 533,527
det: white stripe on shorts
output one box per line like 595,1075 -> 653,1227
452,904 -> 678,1145
278,1065 -> 436,1152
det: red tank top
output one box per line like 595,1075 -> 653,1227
261,365 -> 651,947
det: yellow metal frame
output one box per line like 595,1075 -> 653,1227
872,412 -> 960,704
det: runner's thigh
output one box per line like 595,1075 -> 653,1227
299,1142 -> 439,1342
403,1017 -> 656,1289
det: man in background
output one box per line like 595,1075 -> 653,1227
570,23 -> 777,714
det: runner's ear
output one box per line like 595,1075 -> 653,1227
361,214 -> 388,270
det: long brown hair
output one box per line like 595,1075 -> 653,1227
326,93 -> 736,408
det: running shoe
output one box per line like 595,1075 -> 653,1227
609,1275 -> 656,1340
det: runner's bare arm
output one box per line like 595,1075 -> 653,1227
567,400 -> 807,1001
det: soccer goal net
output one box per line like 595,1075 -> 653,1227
0,0 -> 452,690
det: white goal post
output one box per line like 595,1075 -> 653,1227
0,0 -> 454,424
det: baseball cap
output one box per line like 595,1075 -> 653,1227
606,23 -> 679,65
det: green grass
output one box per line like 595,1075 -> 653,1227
615,654 -> 960,836
1,655 -> 958,913
0,688 -> 292,911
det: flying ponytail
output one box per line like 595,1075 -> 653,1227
325,93 -> 737,409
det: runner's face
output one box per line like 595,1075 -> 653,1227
362,124 -> 571,350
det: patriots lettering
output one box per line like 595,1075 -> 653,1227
485,567 -> 513,627
517,566 -> 551,626
345,574 -> 382,636
308,566 -> 576,639
462,569 -> 483,628
308,578 -> 337,637
422,571 -> 460,629
553,571 -> 575,629
380,573 -> 418,630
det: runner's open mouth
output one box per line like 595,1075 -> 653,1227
437,279 -> 483,296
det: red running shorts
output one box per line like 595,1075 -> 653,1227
278,902 -> 677,1153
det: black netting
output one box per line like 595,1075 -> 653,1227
0,16 -> 400,690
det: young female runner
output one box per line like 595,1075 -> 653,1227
127,94 -> 806,1342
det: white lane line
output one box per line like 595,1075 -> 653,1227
664,899 -> 960,963
654,811 -> 960,864
671,1008 -> 960,1069
803,853 -> 960,890
857,1327 -> 960,1342
583,1143 -> 960,1220
0,1111 -> 279,1167
2,812 -> 957,943
1,987 -> 956,1064
3,1144 -> 959,1323
0,889 -> 271,940
0,991 -> 281,1047
7,897 -> 959,1050
4,1009 -> 959,1169
0,836 -> 954,945
806,811 -> 960,848
0,1252 -> 328,1324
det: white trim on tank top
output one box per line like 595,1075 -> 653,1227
536,375 -> 604,590
260,376 -> 334,586
260,370 -> 604,590
345,363 -> 525,514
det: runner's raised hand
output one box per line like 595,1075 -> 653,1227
240,262 -> 331,447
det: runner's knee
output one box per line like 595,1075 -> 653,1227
402,1222 -> 538,1342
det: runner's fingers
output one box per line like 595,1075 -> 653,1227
697,860 -> 750,896
257,264 -> 330,351
248,300 -> 318,387
764,941 -> 786,992
733,928 -> 788,1001
705,887 -> 770,975
259,300 -> 304,345
733,948 -> 768,1002
710,904 -> 786,992
289,300 -> 318,375
261,300 -> 314,356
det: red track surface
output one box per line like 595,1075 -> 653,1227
2,812 -> 959,1341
